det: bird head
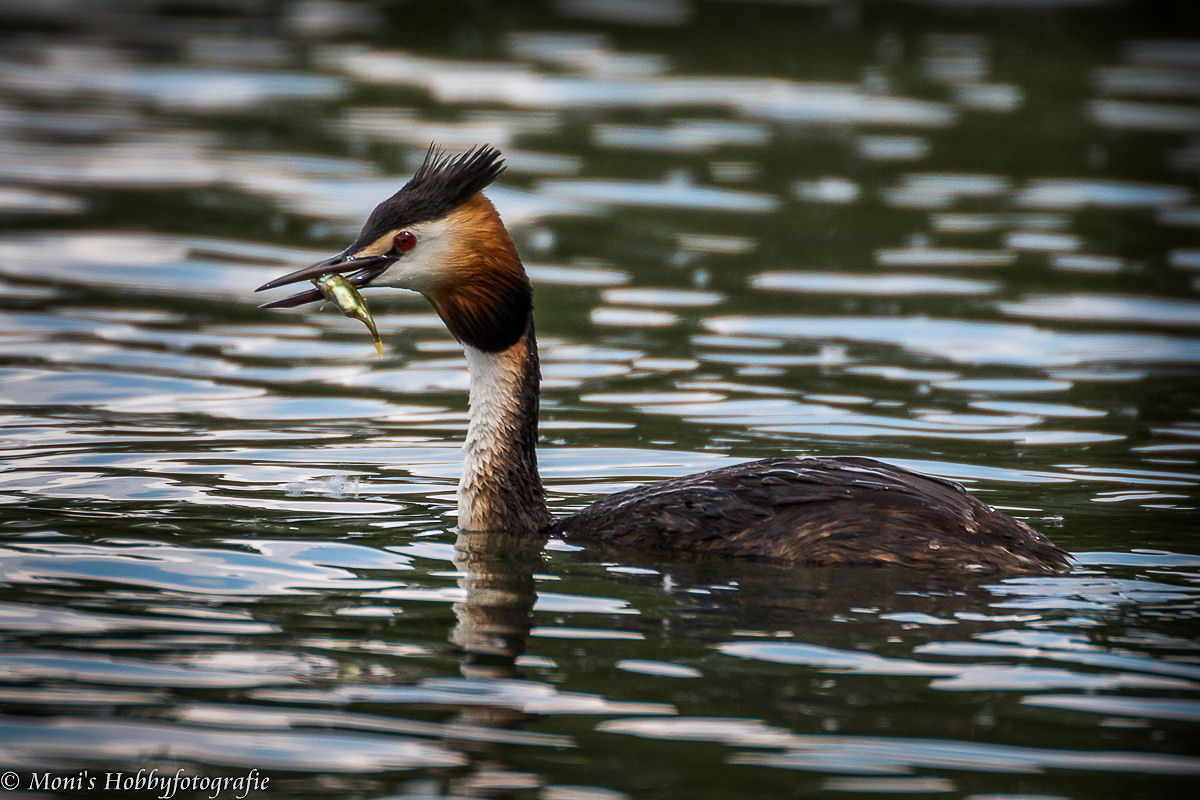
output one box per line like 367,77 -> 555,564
257,144 -> 533,352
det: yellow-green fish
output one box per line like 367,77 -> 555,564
313,273 -> 384,357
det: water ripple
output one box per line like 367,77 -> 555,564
601,718 -> 1200,775
0,715 -> 464,772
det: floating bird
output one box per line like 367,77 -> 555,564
258,145 -> 1070,573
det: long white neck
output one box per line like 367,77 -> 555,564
459,324 -> 551,532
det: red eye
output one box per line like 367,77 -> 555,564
393,230 -> 416,252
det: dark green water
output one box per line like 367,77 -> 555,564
1,1 -> 1199,798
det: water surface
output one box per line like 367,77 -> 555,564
1,2 -> 1198,798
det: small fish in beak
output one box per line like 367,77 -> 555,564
314,273 -> 384,357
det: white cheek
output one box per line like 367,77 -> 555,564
375,219 -> 458,293
377,253 -> 440,293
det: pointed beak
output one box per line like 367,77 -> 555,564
255,247 -> 395,309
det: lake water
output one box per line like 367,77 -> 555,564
1,1 -> 1199,798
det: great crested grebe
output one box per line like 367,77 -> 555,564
257,145 -> 1071,573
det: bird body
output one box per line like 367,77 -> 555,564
258,145 -> 1071,574
552,456 -> 1066,572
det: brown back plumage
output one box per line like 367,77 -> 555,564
550,456 -> 1070,573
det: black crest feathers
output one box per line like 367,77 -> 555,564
353,144 -> 507,247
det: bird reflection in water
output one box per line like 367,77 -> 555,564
451,529 -> 546,681
439,529 -> 553,798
